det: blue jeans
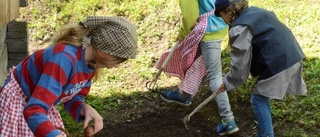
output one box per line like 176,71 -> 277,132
200,40 -> 234,120
251,94 -> 274,137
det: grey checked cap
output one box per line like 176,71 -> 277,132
81,16 -> 138,59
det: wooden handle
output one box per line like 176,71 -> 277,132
160,43 -> 179,68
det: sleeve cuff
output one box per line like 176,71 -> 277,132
75,103 -> 85,122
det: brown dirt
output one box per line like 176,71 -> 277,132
26,35 -> 317,137
91,81 -> 319,137
93,83 -> 258,137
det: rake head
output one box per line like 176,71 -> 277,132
183,114 -> 191,130
145,81 -> 159,91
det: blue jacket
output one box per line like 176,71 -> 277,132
232,6 -> 305,79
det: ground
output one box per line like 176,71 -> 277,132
27,40 -> 258,137
93,82 -> 258,137
27,39 -> 313,137
26,42 -> 263,137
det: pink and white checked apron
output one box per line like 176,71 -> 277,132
0,67 -> 66,137
155,10 -> 215,96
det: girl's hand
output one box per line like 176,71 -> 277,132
80,104 -> 103,136
56,134 -> 65,137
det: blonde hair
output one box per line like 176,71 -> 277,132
52,23 -> 89,47
51,23 -> 105,82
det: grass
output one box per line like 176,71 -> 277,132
18,0 -> 320,136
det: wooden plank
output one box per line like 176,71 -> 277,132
9,0 -> 19,21
0,0 -> 20,26
7,60 -> 21,68
0,26 -> 6,45
8,53 -> 28,60
0,0 -> 9,26
0,44 -> 8,84
6,38 -> 28,53
6,21 -> 27,39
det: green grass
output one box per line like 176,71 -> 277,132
19,0 -> 320,136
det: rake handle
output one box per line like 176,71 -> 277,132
146,43 -> 179,91
183,90 -> 220,129
160,42 -> 179,69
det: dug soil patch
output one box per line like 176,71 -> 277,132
94,89 -> 256,137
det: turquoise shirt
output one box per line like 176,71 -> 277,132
177,0 -> 228,41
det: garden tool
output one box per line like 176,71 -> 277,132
146,42 -> 179,91
183,90 -> 220,129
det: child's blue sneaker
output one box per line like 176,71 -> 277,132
160,90 -> 192,106
216,118 -> 239,136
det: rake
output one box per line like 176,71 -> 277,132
145,42 -> 179,91
183,90 -> 220,129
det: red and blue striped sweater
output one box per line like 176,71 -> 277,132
14,43 -> 94,136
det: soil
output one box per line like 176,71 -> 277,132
93,84 -> 258,137
27,38 -> 257,137
27,39 -> 315,137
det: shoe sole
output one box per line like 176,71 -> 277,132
160,94 -> 192,107
218,127 -> 239,136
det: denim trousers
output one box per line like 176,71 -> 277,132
200,40 -> 234,120
251,94 -> 274,137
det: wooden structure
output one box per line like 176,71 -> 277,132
0,0 -> 20,26
0,0 -> 27,84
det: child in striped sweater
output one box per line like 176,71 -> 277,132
0,16 -> 138,137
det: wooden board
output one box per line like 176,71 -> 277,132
0,0 -> 20,26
